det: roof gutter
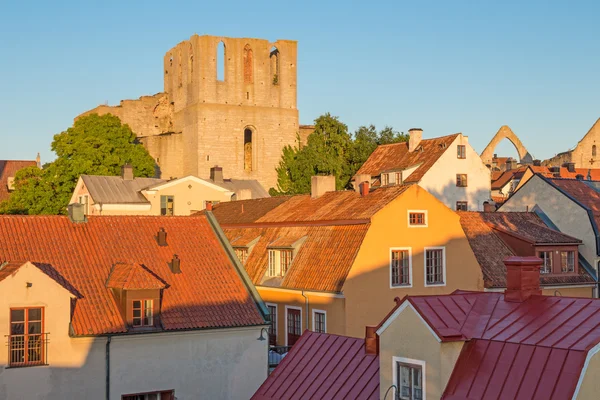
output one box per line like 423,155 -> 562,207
205,210 -> 270,322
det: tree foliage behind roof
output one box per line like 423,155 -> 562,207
0,114 -> 156,215
270,113 -> 408,195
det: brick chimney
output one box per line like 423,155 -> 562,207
504,256 -> 542,302
121,163 -> 134,181
483,200 -> 496,212
210,166 -> 224,183
365,326 -> 379,355
353,174 -> 371,192
408,128 -> 423,152
311,176 -> 336,199
359,181 -> 370,197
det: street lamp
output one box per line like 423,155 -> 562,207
257,327 -> 270,376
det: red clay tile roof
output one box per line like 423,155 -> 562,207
0,160 -> 37,202
530,166 -> 600,180
0,215 -> 265,335
491,167 -> 526,190
356,134 -> 460,183
546,178 -> 600,232
380,289 -> 600,399
251,330 -> 379,400
106,262 -> 167,290
209,196 -> 292,224
459,212 -> 592,288
224,224 -> 370,292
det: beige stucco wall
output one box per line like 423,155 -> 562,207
343,185 -> 484,338
0,262 -> 267,400
500,175 -> 599,272
379,304 -> 464,399
542,286 -> 594,298
574,348 -> 600,399
258,287 -> 345,345
419,135 -> 491,211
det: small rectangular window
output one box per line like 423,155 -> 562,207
539,251 -> 553,274
280,250 -> 293,275
267,305 -> 277,346
457,145 -> 466,159
456,201 -> 468,211
78,195 -> 89,215
132,300 -> 153,327
234,247 -> 248,265
160,196 -> 174,216
409,212 -> 426,226
426,249 -> 444,285
382,173 -> 389,186
314,311 -> 326,333
267,249 -> 294,277
9,307 -> 45,367
397,362 -> 423,400
561,251 -> 575,273
391,249 -> 411,286
395,172 -> 402,185
456,174 -> 468,187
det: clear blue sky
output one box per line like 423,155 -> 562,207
1,0 -> 599,163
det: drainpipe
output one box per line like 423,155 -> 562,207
106,335 -> 111,400
301,291 -> 309,331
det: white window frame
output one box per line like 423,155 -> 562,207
312,309 -> 327,333
78,194 -> 89,215
393,356 -> 426,400
407,210 -> 428,228
424,247 -> 446,287
390,247 -> 413,288
284,305 -> 302,346
266,302 -> 278,342
267,249 -> 293,277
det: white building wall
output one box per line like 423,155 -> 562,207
0,263 -> 267,400
418,135 -> 491,211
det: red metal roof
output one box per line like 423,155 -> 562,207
251,330 -> 379,400
0,215 -> 265,335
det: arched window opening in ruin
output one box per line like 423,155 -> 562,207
217,41 -> 226,81
593,145 -> 597,157
270,46 -> 279,85
244,44 -> 253,84
244,128 -> 253,172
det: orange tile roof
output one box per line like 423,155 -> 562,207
490,167 -> 526,190
106,262 -> 168,290
0,160 -> 37,202
356,134 -> 460,183
224,224 -> 370,292
209,196 -> 292,224
0,215 -> 265,335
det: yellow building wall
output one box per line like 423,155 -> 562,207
542,286 -> 594,298
574,349 -> 600,399
257,287 -> 345,346
379,304 -> 464,400
343,185 -> 484,338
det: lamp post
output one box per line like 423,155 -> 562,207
257,327 -> 270,376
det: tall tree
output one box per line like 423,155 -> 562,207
0,114 -> 156,215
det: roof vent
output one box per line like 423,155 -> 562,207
157,228 -> 167,246
169,254 -> 181,274
67,203 -> 87,223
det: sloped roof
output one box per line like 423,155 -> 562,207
209,196 -> 292,224
0,215 -> 265,335
224,224 -> 370,292
356,134 -> 460,183
458,212 -> 592,288
531,166 -> 600,180
379,290 -> 600,399
251,331 -> 379,400
81,175 -> 165,204
545,178 -> 600,234
106,262 -> 167,290
491,167 -> 526,190
0,160 -> 37,202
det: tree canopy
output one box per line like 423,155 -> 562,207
271,114 -> 408,195
0,114 -> 156,215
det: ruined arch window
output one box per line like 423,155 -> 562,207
244,128 -> 254,172
270,46 -> 279,85
244,44 -> 253,84
593,145 -> 597,157
217,41 -> 226,81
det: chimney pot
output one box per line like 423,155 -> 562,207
206,202 -> 213,211
353,174 -> 371,192
67,203 -> 86,223
210,166 -> 224,183
121,163 -> 134,181
365,326 -> 379,355
311,175 -> 336,199
504,256 -> 542,302
170,254 -> 181,274
359,181 -> 370,196
157,227 -> 167,246
408,128 -> 423,152
483,201 -> 496,212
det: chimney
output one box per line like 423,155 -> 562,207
157,227 -> 167,246
210,165 -> 224,183
566,163 -> 576,173
483,200 -> 496,212
170,254 -> 181,274
505,159 -> 513,171
35,153 -> 41,168
576,174 -> 584,180
311,175 -> 336,199
504,256 -> 542,302
67,203 -> 86,223
408,128 -> 423,152
549,166 -> 560,174
365,326 -> 379,355
234,188 -> 252,201
206,202 -> 213,211
121,163 -> 134,181
359,181 -> 370,197
533,159 -> 541,167
353,174 -> 371,192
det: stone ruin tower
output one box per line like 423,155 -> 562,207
80,35 -> 310,190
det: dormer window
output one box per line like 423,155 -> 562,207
561,251 -> 575,273
132,300 -> 154,327
267,249 -> 293,277
382,174 -> 389,186
234,247 -> 249,265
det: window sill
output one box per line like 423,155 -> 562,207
6,363 -> 48,369
425,282 -> 446,287
391,284 -> 413,289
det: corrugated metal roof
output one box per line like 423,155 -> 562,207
81,175 -> 164,204
251,331 -> 379,400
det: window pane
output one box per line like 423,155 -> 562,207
28,321 -> 42,334
133,300 -> 141,309
133,318 -> 142,326
133,309 -> 141,318
11,322 -> 25,335
28,308 -> 42,321
11,309 -> 25,322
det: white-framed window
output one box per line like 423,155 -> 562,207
424,247 -> 446,287
395,172 -> 402,185
234,247 -> 249,265
561,251 -> 575,273
267,249 -> 294,277
285,305 -> 302,346
407,210 -> 428,228
312,309 -> 326,333
390,247 -> 412,288
132,300 -> 153,327
539,251 -> 553,274
382,173 -> 389,186
266,303 -> 277,346
393,356 -> 425,400
78,194 -> 89,215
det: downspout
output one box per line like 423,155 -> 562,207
301,291 -> 309,331
106,335 -> 111,400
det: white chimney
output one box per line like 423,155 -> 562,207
311,176 -> 336,199
408,128 -> 423,152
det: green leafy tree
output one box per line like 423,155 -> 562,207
0,114 -> 156,215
